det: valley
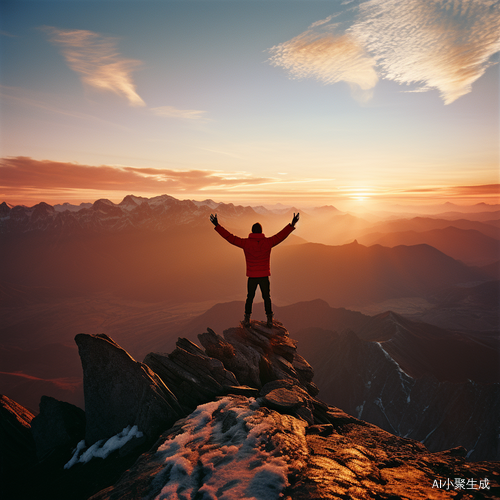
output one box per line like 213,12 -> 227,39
0,194 -> 498,461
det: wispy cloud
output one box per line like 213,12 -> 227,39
308,15 -> 337,29
0,157 -> 272,194
1,30 -> 18,38
43,27 -> 145,107
43,27 -> 208,117
269,0 -> 500,104
352,0 -> 500,104
452,183 -> 500,196
268,27 -> 378,93
398,183 -> 500,199
150,106 -> 207,120
2,156 -> 496,205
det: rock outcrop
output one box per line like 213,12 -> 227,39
87,322 -> 500,499
143,337 -> 243,413
31,395 -> 86,461
91,391 -> 500,500
2,321 -> 499,500
0,395 -> 37,500
89,395 -> 310,500
75,333 -> 183,445
198,321 -> 318,396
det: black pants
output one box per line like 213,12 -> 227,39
245,277 -> 272,316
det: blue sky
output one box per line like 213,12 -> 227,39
1,0 -> 499,208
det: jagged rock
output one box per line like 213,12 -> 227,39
306,423 -> 335,436
222,385 -> 260,397
75,333 -> 183,445
31,395 -> 86,461
262,388 -> 307,410
198,321 -> 318,396
290,407 -> 500,500
259,381 -> 315,425
292,352 -> 318,395
143,337 -> 240,412
89,393 -> 500,500
199,326 -> 262,387
196,327 -> 236,362
88,395 -> 309,500
0,395 -> 37,499
8,321 -> 496,500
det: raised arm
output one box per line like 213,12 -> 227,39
210,213 -> 244,248
269,213 -> 299,247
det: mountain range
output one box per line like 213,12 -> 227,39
358,225 -> 499,266
1,193 -> 498,496
1,195 -> 495,310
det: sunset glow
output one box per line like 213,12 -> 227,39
0,0 -> 498,209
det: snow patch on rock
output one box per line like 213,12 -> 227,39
150,396 -> 308,500
64,425 -> 144,469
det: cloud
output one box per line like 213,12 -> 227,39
1,30 -> 18,38
150,106 -> 207,120
452,183 -> 500,196
42,28 -> 207,117
351,0 -> 500,104
268,27 -> 378,92
308,15 -> 337,29
269,0 -> 500,104
43,27 -> 145,107
0,157 -> 272,194
398,183 -> 500,198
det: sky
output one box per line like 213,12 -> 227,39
1,0 -> 499,210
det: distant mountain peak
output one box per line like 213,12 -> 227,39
311,205 -> 342,215
191,198 -> 219,209
0,201 -> 12,216
93,198 -> 115,206
119,195 -> 147,207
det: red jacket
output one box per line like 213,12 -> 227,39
215,224 -> 295,277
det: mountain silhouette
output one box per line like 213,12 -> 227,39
360,215 -> 500,238
272,240 -> 484,307
2,202 -> 487,307
359,226 -> 499,266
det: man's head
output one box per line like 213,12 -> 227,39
252,222 -> 262,234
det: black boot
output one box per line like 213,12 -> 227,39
243,314 -> 251,326
266,314 -> 273,328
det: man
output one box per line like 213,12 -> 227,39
210,212 -> 299,327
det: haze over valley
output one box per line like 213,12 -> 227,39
1,194 -> 498,462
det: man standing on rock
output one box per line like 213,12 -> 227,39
210,212 -> 299,328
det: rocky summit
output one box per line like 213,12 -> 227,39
1,320 -> 499,500
75,333 -> 184,446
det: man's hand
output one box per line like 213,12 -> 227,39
291,212 -> 300,227
210,213 -> 219,226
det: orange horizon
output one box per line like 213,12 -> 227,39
1,156 -> 499,210
2,188 -> 499,212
